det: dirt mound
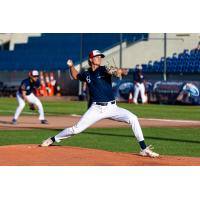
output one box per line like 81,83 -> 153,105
0,144 -> 200,166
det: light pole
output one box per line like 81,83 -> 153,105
78,33 -> 83,96
163,33 -> 167,81
119,33 -> 123,68
0,39 -> 4,51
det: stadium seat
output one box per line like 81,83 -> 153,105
139,47 -> 200,74
0,33 -> 149,71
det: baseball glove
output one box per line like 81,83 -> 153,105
29,103 -> 36,111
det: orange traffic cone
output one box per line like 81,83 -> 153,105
40,71 -> 44,82
39,71 -> 47,96
36,89 -> 40,97
40,80 -> 48,96
45,73 -> 51,96
49,72 -> 56,96
128,92 -> 133,103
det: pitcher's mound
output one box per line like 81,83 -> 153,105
0,144 -> 200,166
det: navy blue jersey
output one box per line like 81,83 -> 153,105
134,71 -> 145,83
19,78 -> 40,95
77,66 -> 115,102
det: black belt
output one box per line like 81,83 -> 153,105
95,100 -> 116,106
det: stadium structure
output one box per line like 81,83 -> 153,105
0,33 -> 200,104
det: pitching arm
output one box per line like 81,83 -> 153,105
67,59 -> 79,80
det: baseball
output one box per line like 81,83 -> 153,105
67,59 -> 73,67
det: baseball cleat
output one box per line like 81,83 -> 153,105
40,137 -> 54,147
139,145 -> 159,158
41,119 -> 48,124
12,119 -> 17,125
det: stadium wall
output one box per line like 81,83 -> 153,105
0,33 -> 41,50
0,70 -> 78,96
80,33 -> 200,69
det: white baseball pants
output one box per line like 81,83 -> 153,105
133,83 -> 146,104
13,91 -> 45,120
55,102 -> 144,142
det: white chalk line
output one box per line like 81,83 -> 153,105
139,118 -> 200,124
0,109 -> 81,117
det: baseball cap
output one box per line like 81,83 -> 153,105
89,50 -> 105,59
31,70 -> 39,77
136,65 -> 143,70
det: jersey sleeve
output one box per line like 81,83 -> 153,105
77,71 -> 87,82
20,81 -> 27,91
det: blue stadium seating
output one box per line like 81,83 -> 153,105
0,33 -> 148,71
139,48 -> 200,73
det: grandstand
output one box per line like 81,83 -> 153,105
0,33 -> 148,96
142,48 -> 200,73
1,33 -> 200,98
0,33 -> 148,71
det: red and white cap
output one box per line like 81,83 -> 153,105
31,70 -> 39,77
89,50 -> 105,59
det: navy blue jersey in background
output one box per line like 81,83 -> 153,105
77,66 -> 115,103
19,78 -> 40,95
134,71 -> 145,83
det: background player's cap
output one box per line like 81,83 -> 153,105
89,50 -> 105,59
136,65 -> 143,70
31,70 -> 39,77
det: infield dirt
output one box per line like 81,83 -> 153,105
1,116 -> 200,130
1,144 -> 200,166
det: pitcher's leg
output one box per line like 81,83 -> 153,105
110,105 -> 159,157
54,104 -> 106,142
13,93 -> 25,120
111,106 -> 144,142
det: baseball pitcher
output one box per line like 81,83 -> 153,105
41,50 -> 159,157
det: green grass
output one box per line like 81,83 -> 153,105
0,98 -> 87,115
1,98 -> 199,157
1,97 -> 200,120
119,103 -> 200,120
0,127 -> 200,157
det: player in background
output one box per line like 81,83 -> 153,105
12,70 -> 48,124
133,65 -> 147,104
41,50 -> 159,157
